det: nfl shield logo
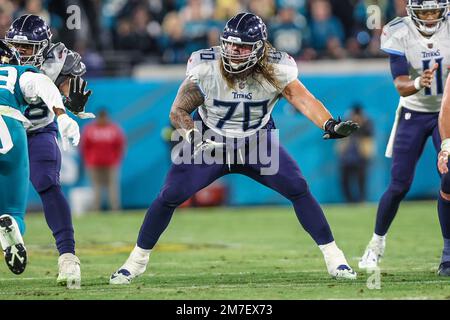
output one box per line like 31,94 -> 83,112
239,82 -> 245,89
405,113 -> 411,120
428,43 -> 433,49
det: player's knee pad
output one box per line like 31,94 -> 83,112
158,184 -> 192,207
387,180 -> 410,199
30,171 -> 59,193
284,178 -> 310,201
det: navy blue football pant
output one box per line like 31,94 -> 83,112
28,129 -> 75,255
375,107 -> 450,238
137,119 -> 334,249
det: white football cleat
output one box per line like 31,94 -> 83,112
57,253 -> 81,289
0,214 -> 27,275
330,264 -> 358,280
110,246 -> 150,285
321,242 -> 357,280
358,236 -> 385,270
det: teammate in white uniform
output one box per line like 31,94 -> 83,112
109,12 -> 359,285
359,0 -> 450,276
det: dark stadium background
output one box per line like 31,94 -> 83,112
3,0 -> 439,212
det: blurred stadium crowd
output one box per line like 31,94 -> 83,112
0,0 -> 407,76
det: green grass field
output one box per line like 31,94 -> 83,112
0,201 -> 449,300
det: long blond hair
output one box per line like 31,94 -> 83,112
219,42 -> 282,92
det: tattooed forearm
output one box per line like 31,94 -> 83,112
169,78 -> 205,131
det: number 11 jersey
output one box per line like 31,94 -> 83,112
381,16 -> 450,112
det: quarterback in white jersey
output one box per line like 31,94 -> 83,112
110,12 -> 359,285
381,11 -> 450,113
359,0 -> 450,277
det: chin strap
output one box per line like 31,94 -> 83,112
418,22 -> 440,36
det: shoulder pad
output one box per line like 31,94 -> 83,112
381,17 -> 410,55
186,47 -> 220,74
267,49 -> 297,67
382,17 -> 409,38
386,17 -> 406,29
41,42 -> 86,81
61,49 -> 86,77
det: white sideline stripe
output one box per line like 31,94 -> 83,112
0,277 -> 55,281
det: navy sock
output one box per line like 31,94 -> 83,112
137,196 -> 176,249
39,185 -> 75,255
374,185 -> 408,236
292,191 -> 334,245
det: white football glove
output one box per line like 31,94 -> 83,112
56,113 -> 80,151
74,112 -> 96,119
193,139 -> 225,158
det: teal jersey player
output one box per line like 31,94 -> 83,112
0,41 -> 80,275
0,63 -> 38,230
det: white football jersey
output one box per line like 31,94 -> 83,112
381,16 -> 450,112
186,46 -> 298,138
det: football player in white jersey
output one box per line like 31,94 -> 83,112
359,0 -> 450,276
109,12 -> 359,285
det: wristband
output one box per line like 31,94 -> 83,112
414,77 -> 423,91
323,118 -> 333,130
441,138 -> 450,153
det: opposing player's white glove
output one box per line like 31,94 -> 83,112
56,113 -> 80,151
75,112 -> 96,119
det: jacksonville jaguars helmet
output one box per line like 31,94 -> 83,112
5,14 -> 52,67
220,12 -> 267,74
0,40 -> 21,65
406,0 -> 449,35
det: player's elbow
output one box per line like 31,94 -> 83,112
169,111 -> 177,122
169,110 -> 179,127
